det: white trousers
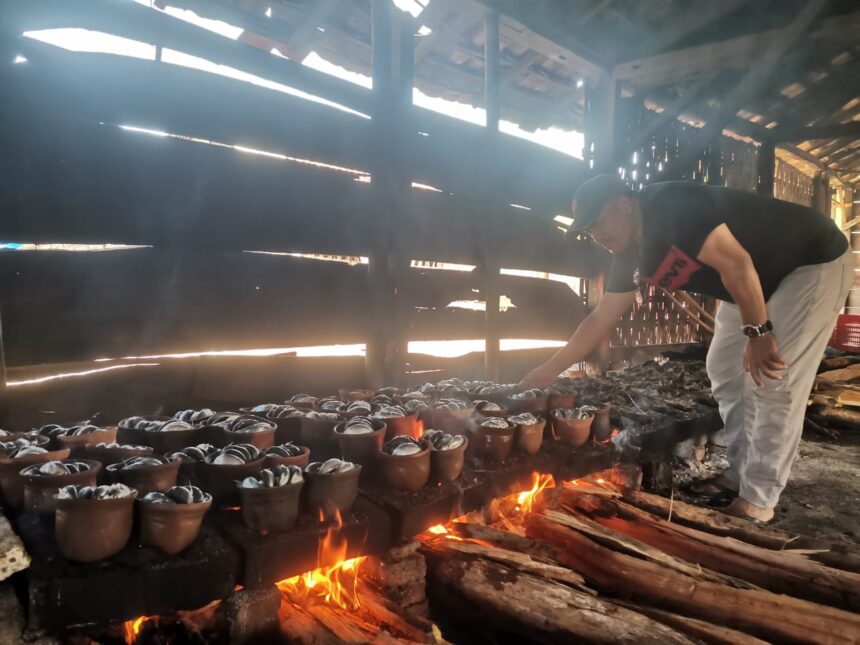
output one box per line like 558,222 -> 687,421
705,248 -> 854,508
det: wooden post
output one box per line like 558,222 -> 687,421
587,72 -> 618,173
483,10 -> 501,382
0,310 -> 7,413
366,1 -> 414,389
811,171 -> 831,216
757,139 -> 775,195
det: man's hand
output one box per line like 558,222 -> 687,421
743,334 -> 787,388
519,364 -> 559,390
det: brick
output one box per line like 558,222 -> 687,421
225,586 -> 281,645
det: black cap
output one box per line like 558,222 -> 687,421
569,174 -> 631,232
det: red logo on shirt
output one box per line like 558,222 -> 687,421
647,245 -> 701,290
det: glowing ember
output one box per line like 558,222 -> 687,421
415,419 -> 425,438
428,524 -> 448,534
276,511 -> 366,610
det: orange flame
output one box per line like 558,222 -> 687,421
514,472 -> 556,515
122,615 -> 150,643
414,418 -> 425,438
276,510 -> 366,610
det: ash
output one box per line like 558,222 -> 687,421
559,358 -> 717,459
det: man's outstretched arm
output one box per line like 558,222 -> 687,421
519,290 -> 636,388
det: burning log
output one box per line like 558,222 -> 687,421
425,548 -> 695,643
526,512 -> 860,643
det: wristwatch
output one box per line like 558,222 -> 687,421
741,320 -> 773,338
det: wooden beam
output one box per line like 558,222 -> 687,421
663,0 -> 829,180
772,121 -> 860,144
477,0 -> 611,78
614,11 -> 860,88
285,0 -> 339,59
778,144 -> 852,187
634,0 -> 744,58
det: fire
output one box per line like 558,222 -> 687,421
428,524 -> 448,534
414,418 -> 425,438
276,510 -> 366,610
122,615 -> 150,643
514,472 -> 556,515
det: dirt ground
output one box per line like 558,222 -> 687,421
770,432 -> 860,543
676,433 -> 860,544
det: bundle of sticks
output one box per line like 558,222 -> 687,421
420,478 -> 860,644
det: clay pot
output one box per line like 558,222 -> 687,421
221,425 -> 276,451
106,459 -> 181,496
55,492 -> 137,562
139,497 -> 211,554
264,445 -> 310,470
145,426 -> 207,455
470,422 -> 515,463
23,459 -> 101,514
304,464 -> 362,518
299,415 -> 341,460
553,413 -> 594,447
0,435 -> 49,457
270,416 -> 303,444
334,420 -> 386,466
379,443 -> 431,492
548,392 -> 577,410
197,456 -> 265,506
513,418 -> 547,456
431,408 -> 472,436
381,414 -> 419,440
84,444 -> 154,466
0,448 -> 71,508
430,436 -> 468,483
116,416 -> 169,445
592,405 -> 613,442
57,427 -> 119,458
239,479 -> 303,533
506,395 -> 549,416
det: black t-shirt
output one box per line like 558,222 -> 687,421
605,182 -> 848,302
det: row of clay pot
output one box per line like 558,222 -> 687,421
55,489 -> 212,563
550,406 -> 613,447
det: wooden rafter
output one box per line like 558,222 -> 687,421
614,10 -> 860,88
633,0 -> 745,59
775,121 -> 860,143
662,0 -> 829,180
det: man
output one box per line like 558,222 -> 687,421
521,174 -> 852,522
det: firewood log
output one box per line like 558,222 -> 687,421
614,602 -> 769,645
621,489 -> 860,574
279,599 -> 341,645
810,405 -> 860,430
306,605 -> 377,643
527,513 -> 860,643
446,521 -> 561,562
356,588 -> 436,644
548,509 -> 754,588
580,501 -> 860,611
426,551 -> 695,644
420,536 -> 593,594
